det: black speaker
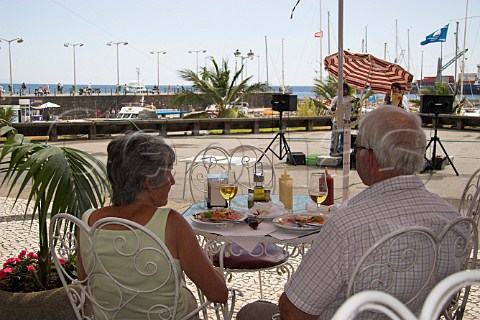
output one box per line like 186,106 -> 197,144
420,95 -> 454,114
271,94 -> 297,112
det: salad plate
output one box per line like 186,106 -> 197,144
191,208 -> 246,225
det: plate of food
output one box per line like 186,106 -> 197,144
272,214 -> 325,231
191,208 -> 247,225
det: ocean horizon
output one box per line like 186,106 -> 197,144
1,83 -> 479,103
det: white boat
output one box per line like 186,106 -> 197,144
114,96 -> 158,120
126,80 -> 147,94
126,66 -> 148,94
462,107 -> 480,117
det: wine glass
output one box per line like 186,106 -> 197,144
308,172 -> 328,214
219,171 -> 238,210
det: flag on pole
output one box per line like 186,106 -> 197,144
314,31 -> 324,38
420,24 -> 449,46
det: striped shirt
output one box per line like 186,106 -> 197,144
284,175 -> 463,319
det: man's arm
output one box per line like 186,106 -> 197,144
279,292 -> 316,320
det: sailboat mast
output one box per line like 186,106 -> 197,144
328,11 -> 331,55
455,21 -> 459,86
407,28 -> 410,72
282,38 -> 285,94
319,0 -> 323,81
460,0 -> 469,101
265,36 -> 269,86
395,19 -> 398,63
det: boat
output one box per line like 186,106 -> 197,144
462,106 -> 480,117
115,96 -> 158,120
125,66 -> 148,94
126,80 -> 147,94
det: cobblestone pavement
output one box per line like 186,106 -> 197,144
1,196 -> 479,319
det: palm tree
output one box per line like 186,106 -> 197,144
312,75 -> 338,102
172,58 -> 269,118
0,120 -> 110,289
311,76 -> 339,115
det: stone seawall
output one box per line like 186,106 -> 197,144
0,92 -> 276,117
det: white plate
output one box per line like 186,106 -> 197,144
191,210 -> 247,225
272,214 -> 324,231
247,202 -> 288,219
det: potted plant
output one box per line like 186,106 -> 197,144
0,119 -> 110,292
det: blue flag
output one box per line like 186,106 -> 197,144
421,24 -> 449,45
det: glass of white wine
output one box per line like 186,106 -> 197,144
308,172 -> 328,214
219,171 -> 238,210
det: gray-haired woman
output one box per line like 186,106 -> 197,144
77,132 -> 228,319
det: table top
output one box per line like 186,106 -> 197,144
182,195 -> 333,252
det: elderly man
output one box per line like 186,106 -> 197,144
238,106 -> 463,320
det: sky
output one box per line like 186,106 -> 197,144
1,0 -> 479,87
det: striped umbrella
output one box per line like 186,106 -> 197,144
324,51 -> 414,93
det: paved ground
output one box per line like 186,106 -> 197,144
1,127 -> 480,318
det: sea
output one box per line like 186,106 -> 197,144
1,83 -> 479,104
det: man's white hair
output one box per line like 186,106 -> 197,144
358,106 -> 426,174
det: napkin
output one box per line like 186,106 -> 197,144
247,202 -> 288,218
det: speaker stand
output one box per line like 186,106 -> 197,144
259,111 -> 296,165
424,113 -> 459,176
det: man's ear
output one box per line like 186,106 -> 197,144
145,176 -> 151,191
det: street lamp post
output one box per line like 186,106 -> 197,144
188,49 -> 206,76
107,41 -> 128,93
0,37 -> 23,95
253,54 -> 261,83
233,49 -> 254,83
64,43 -> 84,95
150,50 -> 166,93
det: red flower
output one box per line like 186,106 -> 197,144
27,265 -> 35,272
27,252 -> 38,259
58,258 -> 65,265
18,250 -> 27,258
0,269 -> 6,279
3,268 -> 13,274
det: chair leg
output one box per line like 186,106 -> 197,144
258,271 -> 263,300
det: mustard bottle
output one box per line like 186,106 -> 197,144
279,168 -> 293,210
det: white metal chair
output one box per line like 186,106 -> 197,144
347,217 -> 478,317
229,144 -> 277,196
187,145 -> 232,203
458,168 -> 480,218
420,269 -> 480,320
49,213 -> 236,320
331,290 -> 418,320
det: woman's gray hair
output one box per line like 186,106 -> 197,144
358,106 -> 426,174
107,132 -> 175,206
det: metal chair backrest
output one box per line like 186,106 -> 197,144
420,270 -> 480,320
347,217 -> 477,315
229,144 -> 277,196
459,167 -> 480,218
331,290 -> 418,320
188,145 -> 232,203
187,144 -> 277,202
49,213 -> 211,320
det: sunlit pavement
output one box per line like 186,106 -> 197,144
1,127 -> 480,318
